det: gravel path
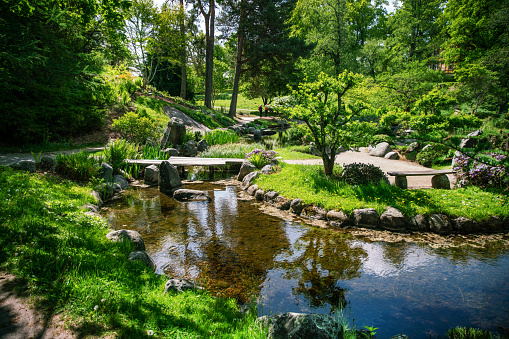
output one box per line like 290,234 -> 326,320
283,147 -> 455,189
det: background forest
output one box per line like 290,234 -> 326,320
0,0 -> 508,147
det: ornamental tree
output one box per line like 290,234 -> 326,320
288,71 -> 376,176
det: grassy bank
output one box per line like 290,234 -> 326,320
0,167 -> 265,338
254,163 -> 509,221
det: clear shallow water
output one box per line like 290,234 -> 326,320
101,184 -> 509,338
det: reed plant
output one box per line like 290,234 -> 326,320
55,150 -> 101,182
199,143 -> 264,159
102,139 -> 139,175
204,129 -> 240,145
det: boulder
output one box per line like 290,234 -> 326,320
180,142 -> 198,157
253,129 -> 262,140
248,127 -> 256,134
258,312 -> 342,339
106,229 -> 145,251
301,205 -> 327,220
241,171 -> 260,190
407,142 -> 419,153
39,156 -> 55,171
326,210 -> 350,228
429,214 -> 452,235
238,161 -> 257,181
113,175 -> 129,191
261,164 -> 273,174
384,151 -> 400,160
262,129 -> 277,136
164,279 -> 203,293
11,160 -> 36,173
159,161 -> 182,196
160,117 -> 186,149
144,165 -> 160,185
247,184 -> 259,196
422,144 -> 433,151
254,189 -> 265,201
337,146 -> 347,153
264,191 -> 279,203
197,139 -> 209,152
459,129 -> 483,149
452,217 -> 478,234
275,196 -> 291,210
380,207 -> 406,231
173,189 -> 211,202
91,190 -> 103,208
431,174 -> 450,189
128,251 -> 156,272
163,148 -> 179,157
481,216 -> 504,233
353,208 -> 379,228
99,163 -> 113,182
83,203 -> 99,214
407,214 -> 429,232
369,142 -> 392,157
290,199 -> 304,215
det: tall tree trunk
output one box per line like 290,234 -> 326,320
197,0 -> 215,109
229,32 -> 244,118
204,0 -> 215,108
179,0 -> 187,100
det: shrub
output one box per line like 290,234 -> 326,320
453,152 -> 509,189
415,144 -> 451,168
112,112 -> 161,144
446,326 -> 493,339
447,114 -> 483,130
371,134 -> 394,145
199,143 -> 263,159
204,129 -> 240,145
246,148 -> 278,169
55,151 -> 101,182
341,163 -> 388,186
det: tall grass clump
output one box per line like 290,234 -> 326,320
140,143 -> 167,160
199,143 -> 263,159
102,139 -> 139,175
55,150 -> 101,182
446,326 -> 494,339
204,129 -> 240,145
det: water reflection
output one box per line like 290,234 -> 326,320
102,184 -> 509,338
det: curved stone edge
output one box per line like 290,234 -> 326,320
239,176 -> 509,236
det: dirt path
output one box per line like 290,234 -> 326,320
283,147 -> 455,189
0,272 -> 76,339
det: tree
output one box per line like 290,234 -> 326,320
288,72 -> 375,176
194,0 -> 216,108
441,0 -> 509,114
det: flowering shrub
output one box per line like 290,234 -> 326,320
453,153 -> 509,189
341,163 -> 388,186
246,148 -> 278,169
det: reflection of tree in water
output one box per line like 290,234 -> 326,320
382,242 -> 408,270
277,229 -> 367,312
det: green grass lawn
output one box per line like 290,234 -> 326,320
0,167 -> 265,338
254,163 -> 509,221
196,91 -> 262,113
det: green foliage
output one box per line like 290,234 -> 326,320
446,326 -> 494,339
246,149 -> 278,169
168,104 -> 235,129
371,134 -> 394,145
447,114 -> 483,130
204,130 -> 240,146
199,143 -> 264,159
140,144 -> 167,160
288,71 -> 376,175
341,163 -> 388,186
112,112 -> 161,144
254,163 -> 509,220
102,139 -> 140,175
0,168 -> 267,338
379,111 -> 412,129
55,151 -> 101,182
415,144 -> 453,168
0,0 -> 129,145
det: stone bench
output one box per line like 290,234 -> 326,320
387,169 -> 455,189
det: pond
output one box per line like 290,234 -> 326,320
101,182 -> 509,338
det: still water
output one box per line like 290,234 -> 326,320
101,183 -> 509,338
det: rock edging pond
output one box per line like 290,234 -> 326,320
239,167 -> 509,236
